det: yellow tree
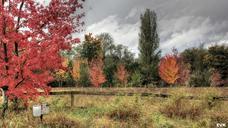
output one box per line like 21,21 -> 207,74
72,57 -> 88,80
54,58 -> 69,86
72,58 -> 81,80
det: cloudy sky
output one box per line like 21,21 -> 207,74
79,0 -> 228,56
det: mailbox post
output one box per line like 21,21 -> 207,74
33,103 -> 49,122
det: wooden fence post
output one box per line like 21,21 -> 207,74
70,92 -> 74,107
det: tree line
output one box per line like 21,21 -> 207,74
50,9 -> 228,88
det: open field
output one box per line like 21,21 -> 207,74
0,87 -> 228,128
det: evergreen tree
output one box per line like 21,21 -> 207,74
138,9 -> 161,85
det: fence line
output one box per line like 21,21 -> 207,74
48,89 -> 228,107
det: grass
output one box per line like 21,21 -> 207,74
0,87 -> 228,128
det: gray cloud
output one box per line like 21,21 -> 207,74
80,0 -> 228,55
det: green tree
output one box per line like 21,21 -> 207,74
130,71 -> 142,87
103,45 -> 135,87
204,45 -> 228,85
96,33 -> 138,87
80,33 -> 103,63
181,45 -> 208,72
138,9 -> 161,85
181,45 -> 211,87
97,33 -> 115,57
78,63 -> 91,87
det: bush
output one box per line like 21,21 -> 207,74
209,111 -> 228,128
107,96 -> 142,122
49,96 -> 69,111
152,113 -> 174,128
200,89 -> 221,109
160,95 -> 202,120
189,70 -> 211,87
43,113 -> 82,128
129,71 -> 142,87
194,119 -> 211,128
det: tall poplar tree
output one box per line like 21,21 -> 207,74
138,9 -> 161,85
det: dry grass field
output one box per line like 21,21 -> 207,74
0,87 -> 228,128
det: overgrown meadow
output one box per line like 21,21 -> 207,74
0,88 -> 228,128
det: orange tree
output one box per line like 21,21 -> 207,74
159,54 -> 189,85
89,58 -> 106,87
115,64 -> 128,86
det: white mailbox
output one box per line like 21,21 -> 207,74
33,103 -> 49,117
33,105 -> 42,117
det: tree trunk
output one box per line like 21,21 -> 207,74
1,88 -> 8,118
13,98 -> 19,112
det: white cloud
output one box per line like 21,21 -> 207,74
85,15 -> 140,55
79,14 -> 228,57
160,16 -> 228,54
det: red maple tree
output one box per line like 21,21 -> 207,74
159,55 -> 179,84
210,71 -> 223,87
89,58 -> 106,87
116,64 -> 128,85
0,0 -> 84,108
159,54 -> 190,85
176,57 -> 190,85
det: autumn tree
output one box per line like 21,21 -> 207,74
159,53 -> 189,85
89,58 -> 106,87
115,64 -> 128,86
0,0 -> 84,116
210,71 -> 223,87
72,58 -> 81,80
159,55 -> 179,85
53,58 -> 69,87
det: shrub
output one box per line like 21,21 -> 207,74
90,117 -> 116,128
43,113 -> 82,128
50,96 -> 69,110
194,119 -> 211,128
189,70 -> 212,87
160,95 -> 202,120
200,89 -> 221,109
107,96 -> 142,122
209,111 -> 228,128
152,113 -> 174,128
130,71 -> 142,87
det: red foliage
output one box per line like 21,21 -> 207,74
0,0 -> 84,101
89,58 -> 106,87
176,58 -> 190,85
210,71 -> 223,87
116,64 -> 128,85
